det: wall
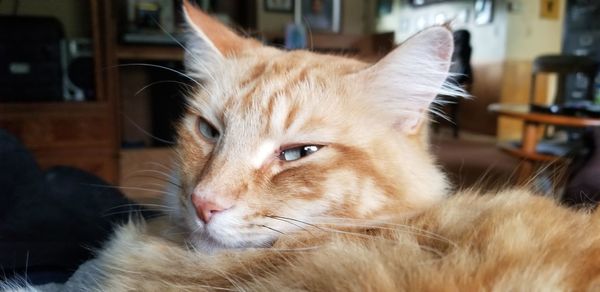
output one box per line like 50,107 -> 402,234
504,0 -> 564,60
376,0 -> 507,62
498,0 -> 565,140
256,1 -> 294,34
0,0 -> 90,38
376,0 -> 508,135
256,0 -> 374,35
374,0 -> 565,138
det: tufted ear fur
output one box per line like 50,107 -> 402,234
182,0 -> 262,81
358,27 -> 460,134
182,0 -> 260,57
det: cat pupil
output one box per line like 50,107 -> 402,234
280,145 -> 321,161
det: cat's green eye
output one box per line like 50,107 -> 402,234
279,145 -> 322,162
197,118 -> 220,142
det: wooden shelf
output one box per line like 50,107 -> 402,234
116,45 -> 184,61
498,143 -> 560,162
0,101 -> 110,114
489,104 -> 600,127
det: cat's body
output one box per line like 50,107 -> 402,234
92,189 -> 600,291
57,1 -> 600,290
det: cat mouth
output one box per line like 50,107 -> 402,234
187,222 -> 280,251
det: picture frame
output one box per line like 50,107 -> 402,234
294,0 -> 341,33
377,0 -> 393,17
264,0 -> 294,13
474,0 -> 494,25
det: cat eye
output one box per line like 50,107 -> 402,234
197,118 -> 220,142
279,145 -> 322,162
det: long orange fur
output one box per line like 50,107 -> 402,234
87,2 -> 600,291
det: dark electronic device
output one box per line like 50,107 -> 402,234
62,39 -> 95,101
0,16 -> 65,102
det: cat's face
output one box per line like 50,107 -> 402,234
168,1 -> 456,252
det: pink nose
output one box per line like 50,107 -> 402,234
191,196 -> 231,223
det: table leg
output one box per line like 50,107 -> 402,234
517,122 -> 539,185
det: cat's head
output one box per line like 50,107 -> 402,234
169,1 -> 457,251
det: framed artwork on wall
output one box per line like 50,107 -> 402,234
377,0 -> 393,17
540,0 -> 560,20
264,0 -> 294,13
294,0 -> 341,33
474,0 -> 494,25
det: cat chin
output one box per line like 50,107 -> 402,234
187,231 -> 237,253
183,216 -> 277,253
187,230 -> 276,253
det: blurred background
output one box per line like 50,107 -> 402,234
0,0 -> 599,207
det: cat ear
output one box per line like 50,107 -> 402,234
182,0 -> 260,57
360,27 -> 458,134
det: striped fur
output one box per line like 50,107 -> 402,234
172,1 -> 453,252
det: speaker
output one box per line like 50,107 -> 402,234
0,16 -> 64,102
61,39 -> 95,101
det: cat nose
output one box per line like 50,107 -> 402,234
191,195 -> 232,223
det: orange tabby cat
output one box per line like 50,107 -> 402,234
86,2 -> 600,291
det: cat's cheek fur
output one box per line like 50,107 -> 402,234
183,206 -> 259,251
183,200 -> 328,251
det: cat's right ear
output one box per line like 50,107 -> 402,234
182,0 -> 260,58
356,27 -> 459,135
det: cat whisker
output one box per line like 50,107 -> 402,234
101,203 -> 175,218
267,215 -> 324,231
144,161 -> 178,174
313,216 -> 457,248
429,105 -> 452,123
269,216 -> 448,257
310,221 -> 456,252
189,224 -> 204,236
135,80 -> 193,97
121,113 -> 176,145
136,203 -> 178,211
124,175 -> 183,191
125,169 -> 180,185
83,183 -> 176,197
138,182 -> 181,193
125,174 -> 181,189
151,18 -> 220,87
103,203 -> 143,211
258,224 -> 285,235
252,246 -> 322,253
266,216 -> 315,236
313,225 -> 446,258
104,203 -> 171,211
102,210 -> 169,218
109,63 -> 201,86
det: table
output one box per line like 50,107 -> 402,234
489,103 -> 600,184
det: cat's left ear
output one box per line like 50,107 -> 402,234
182,0 -> 260,57
358,27 -> 457,134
